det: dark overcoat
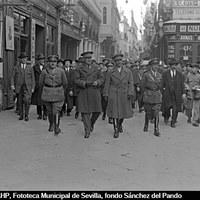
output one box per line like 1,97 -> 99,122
10,62 -> 35,97
39,67 -> 67,102
64,68 -> 74,110
141,70 -> 162,104
104,66 -> 134,119
31,63 -> 45,106
161,70 -> 185,112
74,63 -> 104,113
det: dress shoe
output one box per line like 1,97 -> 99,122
171,123 -> 176,128
43,115 -> 47,120
102,113 -> 106,120
37,115 -> 42,120
54,128 -> 61,135
84,131 -> 90,138
113,130 -> 119,138
67,112 -> 71,116
48,125 -> 54,132
154,131 -> 161,137
108,118 -> 113,124
193,121 -> 199,127
75,112 -> 79,119
18,116 -> 23,120
90,123 -> 94,132
119,125 -> 123,133
143,125 -> 148,132
164,118 -> 169,124
25,115 -> 29,121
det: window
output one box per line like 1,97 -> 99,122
46,25 -> 55,55
20,15 -> 29,35
14,13 -> 20,33
103,7 -> 107,24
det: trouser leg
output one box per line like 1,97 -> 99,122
37,106 -> 42,115
82,113 -> 91,138
18,87 -> 24,117
118,118 -> 124,132
154,115 -> 160,137
91,112 -> 101,131
143,112 -> 149,132
113,118 -> 119,138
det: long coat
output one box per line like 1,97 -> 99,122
64,68 -> 74,110
10,62 -> 35,97
31,63 -> 45,106
74,63 -> 104,113
104,66 -> 134,119
39,67 -> 67,102
161,70 -> 185,112
140,70 -> 162,104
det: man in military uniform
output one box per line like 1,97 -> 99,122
11,52 -> 35,121
74,51 -> 104,138
104,54 -> 134,138
141,58 -> 162,137
39,55 -> 67,135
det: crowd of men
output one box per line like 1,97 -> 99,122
10,51 -> 200,138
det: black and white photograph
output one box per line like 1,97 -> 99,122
0,0 -> 200,195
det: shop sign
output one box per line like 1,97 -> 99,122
173,8 -> 200,19
188,25 -> 200,32
180,35 -> 194,40
31,19 -> 36,66
197,35 -> 200,40
168,45 -> 175,58
6,16 -> 14,50
164,25 -> 176,33
173,0 -> 200,7
168,35 -> 177,41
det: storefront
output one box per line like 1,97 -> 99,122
0,0 -> 60,110
163,20 -> 200,64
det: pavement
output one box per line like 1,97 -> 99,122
0,105 -> 200,191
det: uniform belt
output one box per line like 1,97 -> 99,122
146,88 -> 159,92
44,84 -> 62,88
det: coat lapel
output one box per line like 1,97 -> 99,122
111,68 -> 121,80
120,67 -> 128,81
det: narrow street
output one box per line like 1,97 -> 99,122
0,106 -> 200,190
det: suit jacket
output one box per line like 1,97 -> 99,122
31,63 -> 46,105
11,62 -> 35,96
161,69 -> 185,112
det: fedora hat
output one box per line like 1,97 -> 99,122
18,52 -> 28,59
36,53 -> 45,60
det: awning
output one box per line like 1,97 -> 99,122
164,20 -> 200,24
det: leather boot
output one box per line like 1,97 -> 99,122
48,114 -> 54,132
113,119 -> 119,138
143,113 -> 149,132
54,114 -> 61,135
154,116 -> 161,137
119,118 -> 124,133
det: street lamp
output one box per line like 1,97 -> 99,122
158,16 -> 164,60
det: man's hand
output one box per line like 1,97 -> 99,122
11,85 -> 15,91
85,81 -> 93,88
136,87 -> 140,92
69,91 -> 73,96
182,94 -> 186,100
104,96 -> 108,101
92,81 -> 98,87
32,89 -> 34,93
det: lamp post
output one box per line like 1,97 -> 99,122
158,16 -> 163,61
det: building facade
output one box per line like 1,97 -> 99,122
0,0 -> 101,110
99,0 -> 120,60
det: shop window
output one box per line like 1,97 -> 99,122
179,44 -> 193,63
14,13 -> 20,33
103,7 -> 107,24
20,15 -> 29,35
46,24 -> 55,56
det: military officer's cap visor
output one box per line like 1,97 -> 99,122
112,54 -> 123,61
47,55 -> 59,62
81,51 -> 93,58
149,58 -> 159,65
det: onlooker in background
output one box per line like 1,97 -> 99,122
63,58 -> 74,116
11,52 -> 35,121
57,59 -> 64,69
185,63 -> 200,127
31,53 -> 47,120
161,58 -> 186,128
